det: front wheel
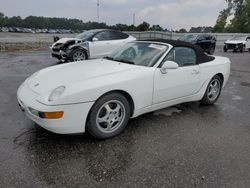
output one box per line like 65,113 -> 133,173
87,92 -> 131,139
69,49 -> 87,62
201,75 -> 222,105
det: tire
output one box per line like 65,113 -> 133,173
87,92 -> 131,139
249,49 -> 250,52
223,46 -> 227,52
240,45 -> 245,53
69,49 -> 87,62
208,46 -> 215,55
201,75 -> 222,105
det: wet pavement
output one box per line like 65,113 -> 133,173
0,49 -> 250,188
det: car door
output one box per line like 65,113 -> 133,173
196,35 -> 204,48
153,47 -> 203,104
88,31 -> 113,58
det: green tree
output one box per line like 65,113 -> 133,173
0,12 -> 4,18
215,0 -> 250,32
137,21 -> 150,31
213,8 -> 231,32
150,24 -> 164,31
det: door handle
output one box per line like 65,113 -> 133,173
191,70 -> 200,74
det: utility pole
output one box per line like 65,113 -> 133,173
133,13 -> 135,31
97,0 -> 100,22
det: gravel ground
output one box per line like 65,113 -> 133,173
0,48 -> 250,188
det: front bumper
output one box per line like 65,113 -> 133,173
224,43 -> 243,50
17,83 -> 94,134
50,46 -> 68,60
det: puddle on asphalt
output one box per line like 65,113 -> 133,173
232,95 -> 243,100
241,82 -> 250,87
153,107 -> 182,116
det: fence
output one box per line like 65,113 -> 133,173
1,31 -> 250,51
125,31 -> 250,46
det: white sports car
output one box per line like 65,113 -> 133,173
17,39 -> 231,139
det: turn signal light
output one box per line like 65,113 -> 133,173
39,111 -> 64,119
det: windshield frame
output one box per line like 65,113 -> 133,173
75,30 -> 96,40
107,41 -> 169,67
179,34 -> 198,42
230,36 -> 247,41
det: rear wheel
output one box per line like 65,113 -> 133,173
201,75 -> 222,105
69,49 -> 87,62
240,45 -> 245,53
209,46 -> 215,55
223,46 -> 227,52
87,92 -> 131,139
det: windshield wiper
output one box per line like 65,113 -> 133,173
104,57 -> 135,65
104,56 -> 114,60
118,59 -> 135,65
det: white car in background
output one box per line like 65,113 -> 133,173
50,29 -> 136,62
224,35 -> 250,52
18,39 -> 231,139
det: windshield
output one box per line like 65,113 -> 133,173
230,36 -> 247,41
179,34 -> 198,42
106,42 -> 168,67
76,31 -> 95,40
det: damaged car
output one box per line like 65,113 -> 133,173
224,35 -> 250,52
50,29 -> 136,62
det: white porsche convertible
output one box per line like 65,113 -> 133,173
17,39 -> 231,139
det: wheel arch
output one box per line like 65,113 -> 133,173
86,90 -> 135,123
69,46 -> 89,59
215,73 -> 224,85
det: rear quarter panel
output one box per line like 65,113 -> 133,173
199,56 -> 231,88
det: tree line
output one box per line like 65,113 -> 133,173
0,13 -> 164,32
214,0 -> 250,32
0,12 -> 214,33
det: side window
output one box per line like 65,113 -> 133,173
94,31 -> 111,41
110,31 -> 129,40
162,49 -> 174,62
205,35 -> 211,40
174,47 -> 197,66
198,35 -> 206,41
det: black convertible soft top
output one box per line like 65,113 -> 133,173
140,39 -> 215,64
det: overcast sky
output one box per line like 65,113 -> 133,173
1,0 -> 227,30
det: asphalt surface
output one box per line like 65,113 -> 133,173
0,49 -> 250,188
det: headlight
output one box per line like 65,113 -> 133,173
57,43 -> 64,49
48,86 -> 66,102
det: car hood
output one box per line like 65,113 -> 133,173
26,59 -> 139,94
225,40 -> 246,44
53,37 -> 79,45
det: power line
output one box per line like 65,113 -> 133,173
97,0 -> 100,22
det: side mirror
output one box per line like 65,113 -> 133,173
92,37 -> 98,42
160,61 -> 179,74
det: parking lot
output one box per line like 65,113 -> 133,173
0,48 -> 250,187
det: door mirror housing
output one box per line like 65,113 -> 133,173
92,37 -> 99,42
160,61 -> 179,74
